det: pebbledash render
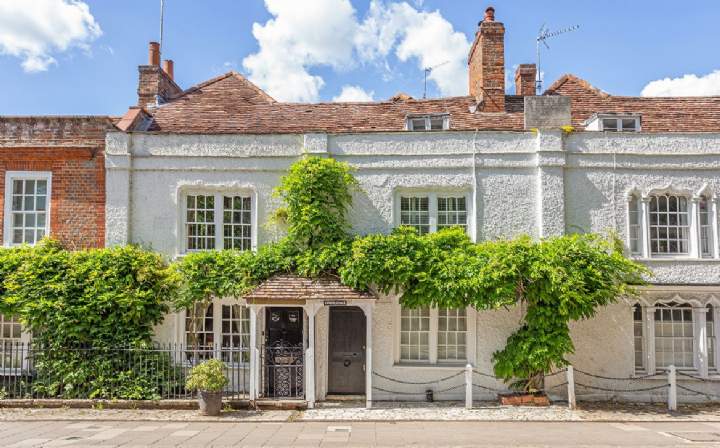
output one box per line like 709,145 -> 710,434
3,6 -> 717,405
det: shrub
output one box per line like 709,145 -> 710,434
185,359 -> 228,393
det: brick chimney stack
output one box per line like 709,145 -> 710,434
162,59 -> 174,81
514,64 -> 537,96
148,41 -> 160,66
468,6 -> 505,112
137,42 -> 182,108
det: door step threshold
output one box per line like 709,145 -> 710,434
324,395 -> 366,401
254,399 -> 307,410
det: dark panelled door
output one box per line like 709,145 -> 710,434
328,307 -> 366,394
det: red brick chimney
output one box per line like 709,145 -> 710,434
514,64 -> 537,96
162,59 -> 174,81
468,6 -> 505,112
137,42 -> 182,108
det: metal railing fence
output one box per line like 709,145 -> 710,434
0,342 -> 249,400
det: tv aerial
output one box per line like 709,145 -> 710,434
536,24 -> 580,93
423,61 -> 449,99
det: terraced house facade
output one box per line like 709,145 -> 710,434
3,7 -> 720,406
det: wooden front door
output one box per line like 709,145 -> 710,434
328,307 -> 366,394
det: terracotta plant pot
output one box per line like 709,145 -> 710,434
498,392 -> 550,407
198,390 -> 223,416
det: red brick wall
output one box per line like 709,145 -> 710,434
0,147 -> 105,249
468,21 -> 506,112
0,116 -> 111,249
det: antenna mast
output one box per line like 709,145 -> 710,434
423,61 -> 449,99
536,24 -> 579,94
159,0 -> 165,57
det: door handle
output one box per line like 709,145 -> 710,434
343,359 -> 351,367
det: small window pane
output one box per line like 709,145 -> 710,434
222,195 -> 252,251
400,307 -> 430,361
410,118 -> 427,131
429,117 -> 445,130
400,196 -> 430,235
621,118 -> 637,132
654,303 -> 694,369
8,176 -> 51,246
185,195 -> 216,251
437,308 -> 467,362
602,118 -> 618,131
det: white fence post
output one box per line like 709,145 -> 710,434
566,365 -> 576,410
668,365 -> 677,411
465,364 -> 473,409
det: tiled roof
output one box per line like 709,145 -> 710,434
546,74 -> 720,133
244,274 -> 375,303
140,71 -> 720,134
146,71 -> 525,134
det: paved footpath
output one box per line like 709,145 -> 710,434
2,420 -> 720,447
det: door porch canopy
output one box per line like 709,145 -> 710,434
243,273 -> 376,305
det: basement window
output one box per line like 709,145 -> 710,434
406,114 -> 450,131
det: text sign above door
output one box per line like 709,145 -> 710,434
324,300 -> 347,306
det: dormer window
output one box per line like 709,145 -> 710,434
584,113 -> 641,132
406,114 -> 450,131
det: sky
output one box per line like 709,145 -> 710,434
0,0 -> 719,116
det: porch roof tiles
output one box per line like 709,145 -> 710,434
243,274 -> 375,303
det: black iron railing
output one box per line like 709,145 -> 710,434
0,342 -> 249,400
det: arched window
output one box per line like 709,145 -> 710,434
628,195 -> 641,255
699,196 -> 714,258
654,302 -> 694,369
649,194 -> 690,255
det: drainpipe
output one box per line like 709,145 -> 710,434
472,129 -> 479,242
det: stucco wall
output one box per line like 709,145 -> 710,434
108,129 -> 720,402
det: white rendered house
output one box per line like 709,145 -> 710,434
107,8 -> 720,405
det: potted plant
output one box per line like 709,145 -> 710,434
185,359 -> 228,416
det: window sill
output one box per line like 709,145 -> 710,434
633,371 -> 720,380
631,256 -> 720,262
393,362 -> 469,370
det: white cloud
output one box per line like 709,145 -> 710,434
244,0 -> 470,102
641,70 -> 720,97
332,85 -> 375,102
0,0 -> 101,73
356,1 -> 470,97
242,0 -> 358,102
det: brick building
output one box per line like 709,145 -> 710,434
0,116 -> 115,249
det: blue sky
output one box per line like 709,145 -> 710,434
0,0 -> 718,115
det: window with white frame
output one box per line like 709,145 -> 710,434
633,305 -> 644,371
437,308 -> 467,361
399,306 -> 470,364
184,192 -> 253,252
654,303 -> 694,369
0,314 -> 25,371
633,302 -> 719,375
699,196 -> 714,258
627,191 -> 718,259
3,172 -> 51,246
400,307 -> 430,361
398,192 -> 469,235
601,117 -> 639,132
185,301 -> 250,364
708,306 -> 716,371
649,194 -> 690,255
406,114 -> 450,131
